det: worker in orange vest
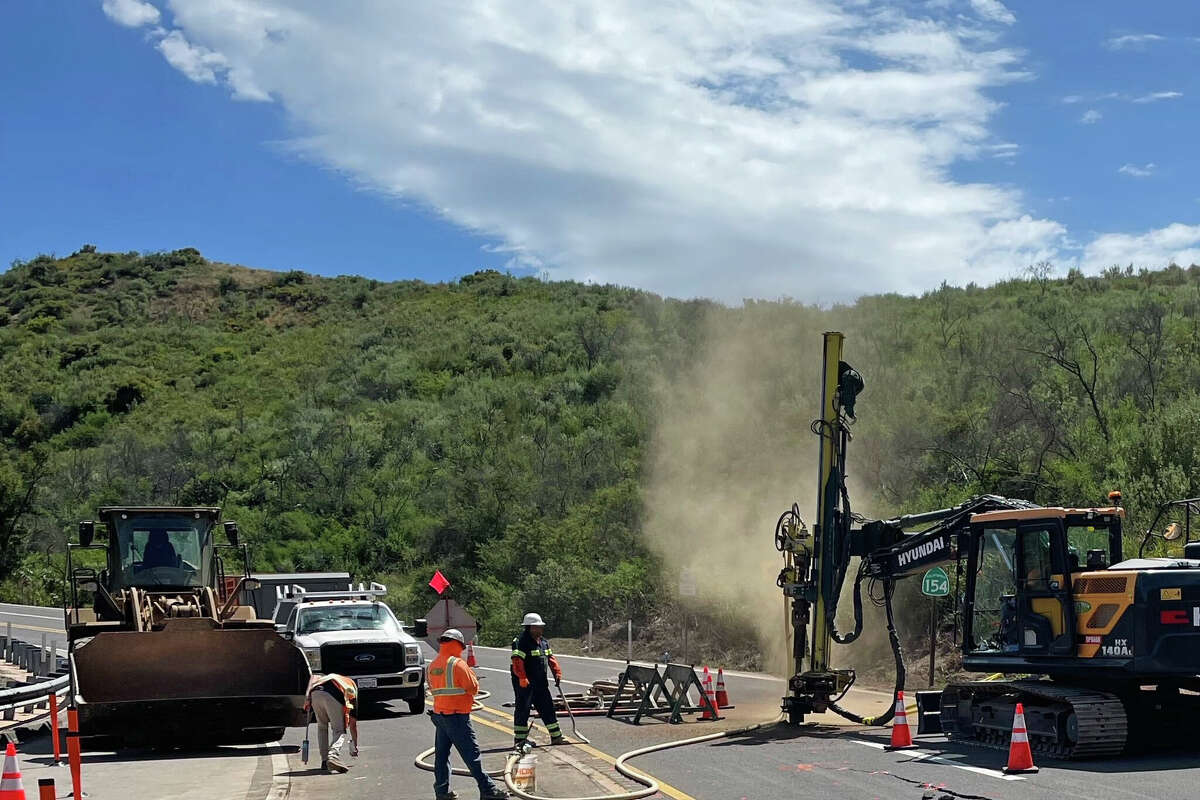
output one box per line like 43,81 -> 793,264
304,673 -> 360,773
428,628 -> 510,800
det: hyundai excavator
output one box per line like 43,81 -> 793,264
65,507 -> 310,745
777,332 -> 1200,758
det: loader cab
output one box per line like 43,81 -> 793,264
101,507 -> 220,591
962,507 -> 1123,669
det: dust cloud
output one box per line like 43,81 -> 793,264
641,306 -> 826,675
641,307 -> 901,683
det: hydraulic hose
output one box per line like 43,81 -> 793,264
829,578 -> 905,726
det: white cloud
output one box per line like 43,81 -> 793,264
1061,94 -> 1083,104
969,0 -> 1016,25
102,0 -> 1074,301
1132,91 -> 1183,103
1118,163 -> 1156,177
156,30 -> 226,84
1105,33 -> 1166,50
1080,109 -> 1102,124
101,0 -> 160,27
1084,223 -> 1200,269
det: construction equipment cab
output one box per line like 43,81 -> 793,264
276,582 -> 428,713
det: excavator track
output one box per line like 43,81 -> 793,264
940,680 -> 1127,759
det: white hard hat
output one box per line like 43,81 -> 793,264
440,628 -> 465,644
522,613 -> 545,626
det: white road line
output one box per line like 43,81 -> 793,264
267,741 -> 291,800
850,739 -> 1024,782
474,665 -> 593,689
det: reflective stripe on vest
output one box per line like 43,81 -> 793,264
431,656 -> 467,696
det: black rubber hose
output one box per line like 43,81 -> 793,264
829,579 -> 905,726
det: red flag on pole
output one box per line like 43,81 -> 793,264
429,570 -> 450,595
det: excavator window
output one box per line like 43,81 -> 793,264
1020,529 -> 1054,590
969,529 -> 1018,653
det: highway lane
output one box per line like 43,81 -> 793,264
13,604 -> 1200,799
0,603 -> 66,637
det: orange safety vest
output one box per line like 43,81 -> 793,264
307,673 -> 358,726
428,644 -> 477,714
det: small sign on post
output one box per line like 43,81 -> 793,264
922,566 -> 949,687
921,567 -> 949,597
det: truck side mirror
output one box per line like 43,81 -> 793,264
224,521 -> 240,547
243,578 -> 261,592
78,521 -> 95,547
413,619 -> 428,638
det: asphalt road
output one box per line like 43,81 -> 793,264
8,603 -> 1200,800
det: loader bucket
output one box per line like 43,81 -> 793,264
71,619 -> 309,745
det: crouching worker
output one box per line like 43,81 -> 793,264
304,673 -> 360,773
429,628 -> 510,800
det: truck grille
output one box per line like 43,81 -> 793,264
321,643 -> 403,675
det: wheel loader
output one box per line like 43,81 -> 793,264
65,507 -> 310,746
777,331 -> 1200,758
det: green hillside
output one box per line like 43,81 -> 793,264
3,248 -> 1200,662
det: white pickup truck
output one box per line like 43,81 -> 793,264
275,582 -> 428,713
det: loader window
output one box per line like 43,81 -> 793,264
114,514 -> 212,589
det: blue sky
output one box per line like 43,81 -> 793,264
2,1 -> 1197,301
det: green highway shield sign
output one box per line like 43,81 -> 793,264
921,567 -> 950,597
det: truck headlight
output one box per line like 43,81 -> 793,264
405,644 -> 421,666
303,647 -> 322,672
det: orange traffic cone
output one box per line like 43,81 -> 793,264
715,668 -> 730,708
701,674 -> 718,720
1003,703 -> 1039,774
886,691 -> 916,750
467,640 -> 477,668
0,742 -> 26,800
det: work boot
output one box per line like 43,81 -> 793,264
434,793 -> 458,800
550,735 -> 566,745
327,755 -> 349,773
481,788 -> 510,800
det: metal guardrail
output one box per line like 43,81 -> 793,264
0,633 -> 70,724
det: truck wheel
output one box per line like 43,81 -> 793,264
408,692 -> 426,714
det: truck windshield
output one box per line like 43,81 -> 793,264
114,513 -> 212,589
297,605 -> 398,635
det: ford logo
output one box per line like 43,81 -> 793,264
355,653 -> 376,663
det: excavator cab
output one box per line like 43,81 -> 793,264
962,507 -> 1123,671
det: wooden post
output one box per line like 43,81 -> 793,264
627,620 -> 632,662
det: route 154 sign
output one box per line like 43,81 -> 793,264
921,567 -> 950,597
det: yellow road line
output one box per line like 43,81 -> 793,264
477,704 -> 697,800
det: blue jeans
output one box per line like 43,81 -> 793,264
431,712 -> 500,797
